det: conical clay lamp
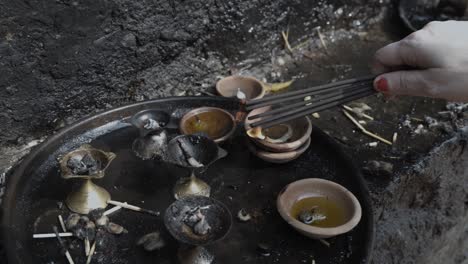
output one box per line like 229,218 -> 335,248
59,144 -> 116,214
173,171 -> 211,199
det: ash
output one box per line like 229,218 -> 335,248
65,209 -> 127,242
66,153 -> 101,175
177,139 -> 204,168
181,206 -> 212,236
143,119 -> 160,130
132,130 -> 168,160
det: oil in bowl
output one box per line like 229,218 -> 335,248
290,196 -> 347,228
181,107 -> 235,143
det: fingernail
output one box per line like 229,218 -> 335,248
375,77 -> 389,92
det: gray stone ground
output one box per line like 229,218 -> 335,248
1,0 -> 467,263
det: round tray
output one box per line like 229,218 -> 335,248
1,97 -> 374,263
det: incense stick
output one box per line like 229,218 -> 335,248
85,241 -> 96,264
103,205 -> 123,216
343,105 -> 374,121
85,238 -> 90,256
250,89 -> 375,129
53,226 -> 75,264
342,110 -> 392,145
33,232 -> 74,238
58,215 -> 67,232
246,75 -> 374,107
248,85 -> 372,120
108,200 -> 160,216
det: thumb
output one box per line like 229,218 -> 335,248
373,70 -> 434,98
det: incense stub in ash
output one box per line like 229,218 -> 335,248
177,139 -> 204,168
181,206 -> 212,236
143,118 -> 161,130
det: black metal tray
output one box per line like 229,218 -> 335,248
1,97 -> 374,264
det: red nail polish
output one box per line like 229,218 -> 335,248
376,78 -> 389,92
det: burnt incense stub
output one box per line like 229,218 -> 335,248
164,196 -> 232,246
59,145 -> 115,214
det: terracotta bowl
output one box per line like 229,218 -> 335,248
180,107 -> 236,143
277,178 -> 362,239
216,76 -> 265,100
247,137 -> 311,164
245,107 -> 312,153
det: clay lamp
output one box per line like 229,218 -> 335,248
216,76 -> 266,100
164,196 -> 232,264
179,107 -> 236,143
245,106 -> 312,152
277,178 -> 362,239
130,109 -> 172,136
166,135 -> 227,199
246,137 -> 311,164
59,144 -> 116,214
132,130 -> 169,160
130,109 -> 172,160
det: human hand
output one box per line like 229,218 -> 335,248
372,21 -> 468,102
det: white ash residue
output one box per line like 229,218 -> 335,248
181,206 -> 212,236
143,119 -> 161,130
414,124 -> 427,135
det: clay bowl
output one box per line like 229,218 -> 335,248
180,107 -> 236,143
245,107 -> 312,153
164,195 -> 232,246
247,137 -> 311,164
216,76 -> 265,100
277,178 -> 362,239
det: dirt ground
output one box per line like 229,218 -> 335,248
1,0 -> 467,263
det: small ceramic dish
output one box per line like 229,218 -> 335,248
247,137 -> 311,164
180,107 -> 236,143
277,178 -> 362,239
216,76 -> 266,100
245,107 -> 312,153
